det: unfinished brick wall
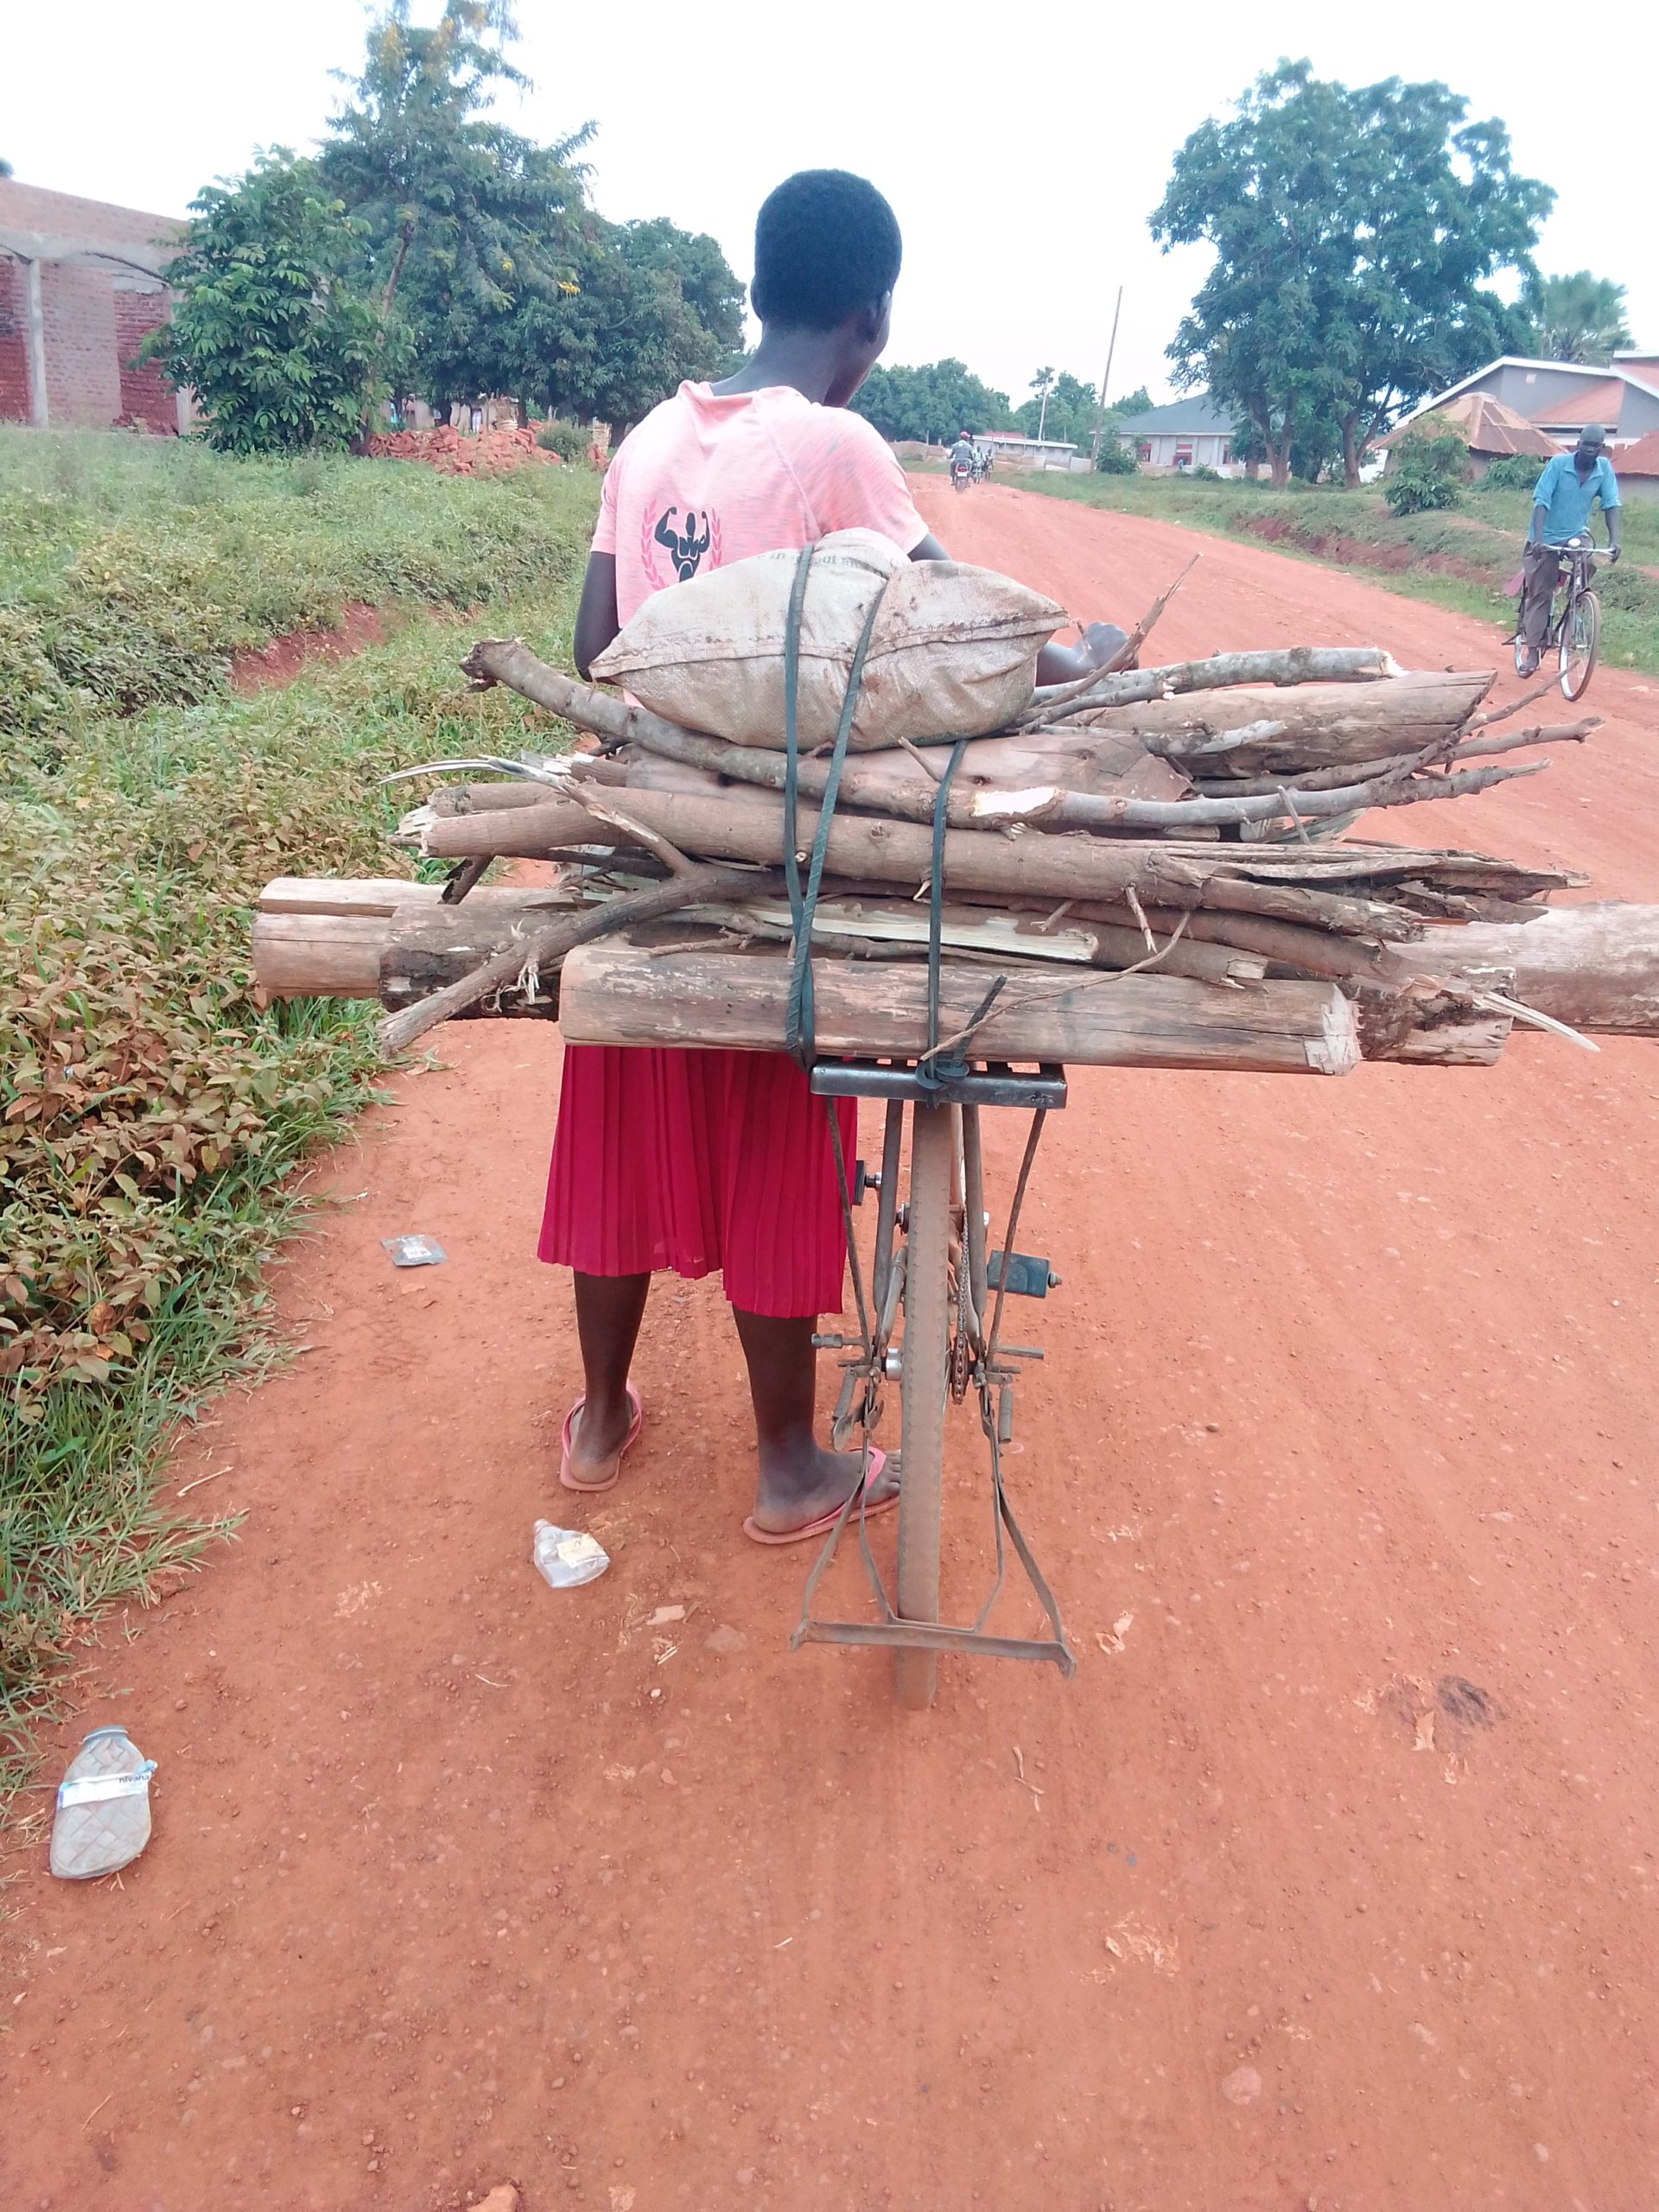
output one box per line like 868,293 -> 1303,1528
41,260 -> 123,426
114,283 -> 175,431
0,258 -> 30,423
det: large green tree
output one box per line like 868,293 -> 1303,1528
146,153 -> 390,454
1518,270 -> 1633,365
320,0 -> 592,424
852,360 -> 1013,443
1152,62 -> 1551,486
500,215 -> 744,437
1014,370 -> 1096,447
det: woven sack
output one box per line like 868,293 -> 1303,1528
590,528 -> 1064,753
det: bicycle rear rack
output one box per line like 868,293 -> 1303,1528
791,1059 -> 1077,1679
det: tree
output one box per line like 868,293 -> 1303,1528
1029,365 -> 1057,442
1518,270 -> 1633,365
145,152 -> 389,454
1382,415 -> 1468,514
502,215 -> 744,438
1152,62 -> 1552,487
321,0 -> 592,423
1014,371 -> 1096,447
851,360 -> 1013,444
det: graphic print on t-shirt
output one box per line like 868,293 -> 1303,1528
646,503 -> 721,586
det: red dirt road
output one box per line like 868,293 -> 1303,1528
6,482 -> 1659,2212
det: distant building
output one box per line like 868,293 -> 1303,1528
1114,395 -> 1236,473
1389,355 -> 1659,454
975,429 -> 1080,472
1376,391 -> 1558,480
0,177 -> 186,434
1610,429 -> 1659,501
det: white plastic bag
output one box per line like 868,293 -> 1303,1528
590,528 -> 1065,753
532,1519 -> 610,1589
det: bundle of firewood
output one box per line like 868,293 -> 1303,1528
251,620 -> 1659,1079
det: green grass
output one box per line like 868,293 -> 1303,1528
1,432 -> 599,1815
997,467 -> 1659,676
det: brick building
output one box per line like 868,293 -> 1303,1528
0,177 -> 187,433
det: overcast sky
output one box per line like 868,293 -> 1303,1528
5,0 -> 1653,411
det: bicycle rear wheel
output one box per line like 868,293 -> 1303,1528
894,1100 -> 953,1711
1560,588 -> 1600,701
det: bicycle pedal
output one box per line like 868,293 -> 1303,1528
988,1249 -> 1060,1298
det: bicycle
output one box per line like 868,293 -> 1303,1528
1514,534 -> 1611,702
796,1062 -> 1075,1711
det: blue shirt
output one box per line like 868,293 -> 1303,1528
1531,451 -> 1620,544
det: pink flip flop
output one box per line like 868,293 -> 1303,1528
742,1447 -> 896,1548
559,1382 -> 644,1495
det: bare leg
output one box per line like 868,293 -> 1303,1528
568,1271 -> 650,1480
734,1309 -> 898,1535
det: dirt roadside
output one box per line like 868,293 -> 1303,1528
4,479 -> 1658,2212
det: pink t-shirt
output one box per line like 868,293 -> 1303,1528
592,381 -> 929,624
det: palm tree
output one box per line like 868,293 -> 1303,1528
1031,365 -> 1056,442
1519,271 -> 1633,367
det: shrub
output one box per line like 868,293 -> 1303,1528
1480,452 -> 1548,493
1382,417 -> 1469,515
535,418 -> 588,462
1095,440 -> 1137,475
0,430 -> 597,1764
1189,463 -> 1224,483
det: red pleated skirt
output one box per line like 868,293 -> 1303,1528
538,1044 -> 855,1319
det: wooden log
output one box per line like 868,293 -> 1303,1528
1395,904 -> 1659,1035
969,756 -> 1546,832
1020,645 -> 1404,726
416,786 -> 1422,938
257,875 -> 578,919
1352,985 -> 1513,1066
253,912 -> 386,997
1058,671 -> 1495,772
557,941 -> 1363,1076
375,863 -> 760,1057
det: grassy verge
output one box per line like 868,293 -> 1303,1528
2,433 -> 598,1809
982,466 -> 1659,676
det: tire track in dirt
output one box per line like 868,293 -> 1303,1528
4,480 -> 1657,2211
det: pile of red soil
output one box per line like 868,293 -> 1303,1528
365,423 -> 563,476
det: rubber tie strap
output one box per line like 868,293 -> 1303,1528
785,560 -> 893,1069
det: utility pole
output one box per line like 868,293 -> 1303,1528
1088,286 -> 1125,469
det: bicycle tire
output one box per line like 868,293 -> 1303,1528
1560,588 -> 1600,702
894,1100 -> 952,1711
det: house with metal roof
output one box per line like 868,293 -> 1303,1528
1114,394 -> 1236,473
1389,355 -> 1659,454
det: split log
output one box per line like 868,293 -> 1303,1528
1020,646 -> 1402,727
1351,986 -> 1513,1066
374,863 -> 760,1057
1057,671 -> 1494,772
257,876 -> 575,918
417,786 -> 1425,938
1188,716 -> 1594,798
556,940 -> 1363,1077
254,883 -> 1268,998
1395,904 -> 1659,1035
969,756 -> 1545,832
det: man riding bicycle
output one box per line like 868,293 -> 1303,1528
1516,424 -> 1622,675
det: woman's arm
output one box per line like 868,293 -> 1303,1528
909,531 -> 1119,683
573,552 -> 620,679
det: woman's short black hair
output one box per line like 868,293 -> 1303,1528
750,170 -> 902,332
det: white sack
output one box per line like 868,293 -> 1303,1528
590,528 -> 1065,753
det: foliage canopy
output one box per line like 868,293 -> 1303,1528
148,154 -> 391,455
1152,62 -> 1551,486
1516,270 -> 1633,366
